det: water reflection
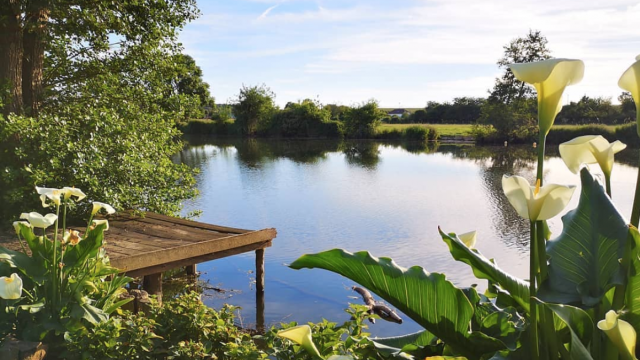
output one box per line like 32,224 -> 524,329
176,138 -> 638,337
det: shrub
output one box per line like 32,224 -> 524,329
404,126 -> 429,141
0,105 -> 197,221
64,292 -> 266,360
343,100 -> 386,139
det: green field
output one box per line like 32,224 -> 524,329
380,123 -> 473,137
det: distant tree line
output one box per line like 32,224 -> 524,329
207,84 -> 386,139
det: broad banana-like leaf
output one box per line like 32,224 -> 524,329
367,330 -> 438,359
540,168 -> 629,307
290,249 -> 506,359
537,300 -> 594,360
440,229 -> 530,313
63,223 -> 106,270
624,226 -> 640,329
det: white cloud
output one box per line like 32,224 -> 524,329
182,0 -> 640,106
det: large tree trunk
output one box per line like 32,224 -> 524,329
22,2 -> 48,117
0,0 -> 24,117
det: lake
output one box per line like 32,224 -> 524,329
175,138 -> 639,337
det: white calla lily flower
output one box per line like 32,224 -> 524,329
91,202 -> 116,216
20,212 -> 58,229
92,219 -> 109,231
598,310 -> 638,360
508,58 -> 584,135
502,175 -> 576,221
35,186 -> 62,207
0,273 -> 23,300
61,187 -> 86,201
458,231 -> 477,249
277,325 -> 323,359
559,135 -> 626,178
12,221 -> 31,236
619,55 -> 640,137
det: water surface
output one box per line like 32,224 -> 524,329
175,138 -> 639,337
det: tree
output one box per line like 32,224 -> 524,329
0,1 -> 201,220
343,100 -> 385,138
0,0 -> 199,118
232,84 -> 277,136
489,30 -> 551,104
167,54 -> 214,120
619,91 -> 636,123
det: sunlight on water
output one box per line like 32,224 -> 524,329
175,139 -> 639,337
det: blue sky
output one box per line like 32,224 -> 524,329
180,0 -> 640,107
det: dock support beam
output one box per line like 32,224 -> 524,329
185,264 -> 197,276
143,273 -> 162,305
255,248 -> 265,293
255,248 -> 265,332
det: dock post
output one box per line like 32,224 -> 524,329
185,264 -> 197,276
255,248 -> 265,332
255,248 -> 265,293
143,273 -> 163,305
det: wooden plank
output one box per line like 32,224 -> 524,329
112,221 -> 229,243
142,212 -> 251,234
122,216 -> 232,237
122,240 -> 272,278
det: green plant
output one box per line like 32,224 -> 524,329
0,187 -> 132,347
343,100 -> 386,139
64,291 -> 266,360
288,57 -> 640,360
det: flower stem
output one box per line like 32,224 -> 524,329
52,204 -> 60,314
530,221 -> 540,360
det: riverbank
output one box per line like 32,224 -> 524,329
179,119 -> 639,146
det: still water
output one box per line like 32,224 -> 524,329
175,138 -> 639,337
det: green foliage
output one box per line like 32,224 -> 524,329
168,54 -> 215,121
271,99 -> 343,138
232,84 -> 277,136
0,105 -> 197,219
556,96 -> 627,125
290,250 -> 515,359
475,99 -> 538,143
343,101 -> 386,138
179,118 -> 237,136
1,195 -> 132,346
63,292 -> 265,360
540,169 -> 629,306
403,126 -> 439,142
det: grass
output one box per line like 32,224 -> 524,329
380,123 -> 473,137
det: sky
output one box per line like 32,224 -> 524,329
180,0 -> 640,108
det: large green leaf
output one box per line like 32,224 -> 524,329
440,229 -> 530,313
539,168 -> 629,307
623,226 -> 640,329
537,300 -> 594,360
290,249 -> 505,359
0,247 -> 47,283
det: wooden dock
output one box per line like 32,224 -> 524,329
1,211 -> 276,328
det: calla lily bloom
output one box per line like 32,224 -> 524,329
92,219 -> 109,231
598,310 -> 638,360
277,325 -> 323,359
64,230 -> 82,245
559,135 -> 626,178
91,202 -> 116,216
61,187 -> 86,201
458,231 -> 477,249
0,273 -> 23,300
36,186 -> 62,207
502,175 -> 576,221
20,212 -> 58,229
12,221 -> 31,236
508,58 -> 584,135
619,55 -> 640,137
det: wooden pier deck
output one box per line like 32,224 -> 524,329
0,212 -> 276,328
